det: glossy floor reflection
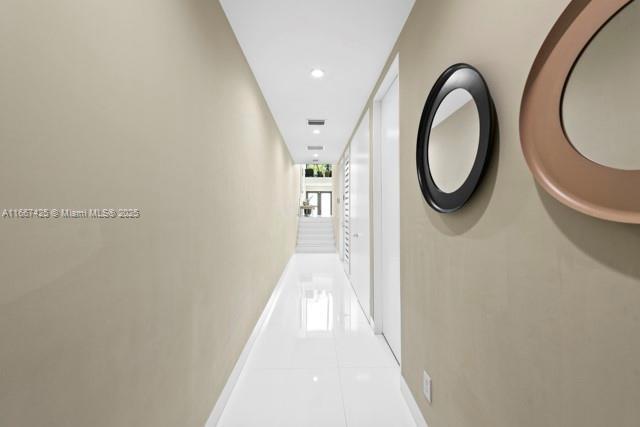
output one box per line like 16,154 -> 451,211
218,254 -> 415,427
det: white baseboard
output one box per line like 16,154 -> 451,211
204,256 -> 294,427
400,375 -> 429,427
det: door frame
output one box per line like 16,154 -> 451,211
337,158 -> 344,261
305,191 -> 332,216
372,55 -> 400,343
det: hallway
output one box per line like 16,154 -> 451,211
217,254 -> 415,427
5,1 -> 640,426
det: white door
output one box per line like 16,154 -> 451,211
350,113 -> 371,319
379,77 -> 401,361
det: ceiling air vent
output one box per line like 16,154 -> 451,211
307,145 -> 324,151
307,119 -> 325,126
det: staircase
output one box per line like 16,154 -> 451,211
295,217 -> 336,253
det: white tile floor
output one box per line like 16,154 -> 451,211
217,254 -> 416,427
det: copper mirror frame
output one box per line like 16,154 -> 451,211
520,0 -> 638,223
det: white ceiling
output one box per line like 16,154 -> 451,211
219,0 -> 415,164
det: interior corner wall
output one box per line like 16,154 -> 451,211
0,1 -> 299,426
358,0 -> 640,426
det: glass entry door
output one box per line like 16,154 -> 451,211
306,191 -> 332,217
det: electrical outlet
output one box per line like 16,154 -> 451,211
423,370 -> 432,404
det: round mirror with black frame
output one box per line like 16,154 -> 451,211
416,63 -> 497,213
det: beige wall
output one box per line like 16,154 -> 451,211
357,0 -> 640,426
0,1 -> 298,426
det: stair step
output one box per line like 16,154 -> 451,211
297,237 -> 334,243
298,229 -> 333,234
298,230 -> 333,236
298,239 -> 334,245
297,245 -> 335,251
296,217 -> 335,254
296,249 -> 335,254
298,234 -> 332,238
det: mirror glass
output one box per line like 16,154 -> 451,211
563,0 -> 640,170
428,88 -> 480,193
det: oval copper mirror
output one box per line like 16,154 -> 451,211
563,1 -> 640,170
520,0 -> 640,223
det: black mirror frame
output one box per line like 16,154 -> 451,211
416,63 -> 497,213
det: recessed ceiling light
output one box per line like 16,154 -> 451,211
314,153 -> 319,158
313,129 -> 320,135
310,68 -> 325,79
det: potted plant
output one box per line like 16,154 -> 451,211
302,198 -> 312,217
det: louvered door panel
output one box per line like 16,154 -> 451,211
343,156 -> 351,275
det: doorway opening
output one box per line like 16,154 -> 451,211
306,191 -> 332,217
300,163 -> 334,218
